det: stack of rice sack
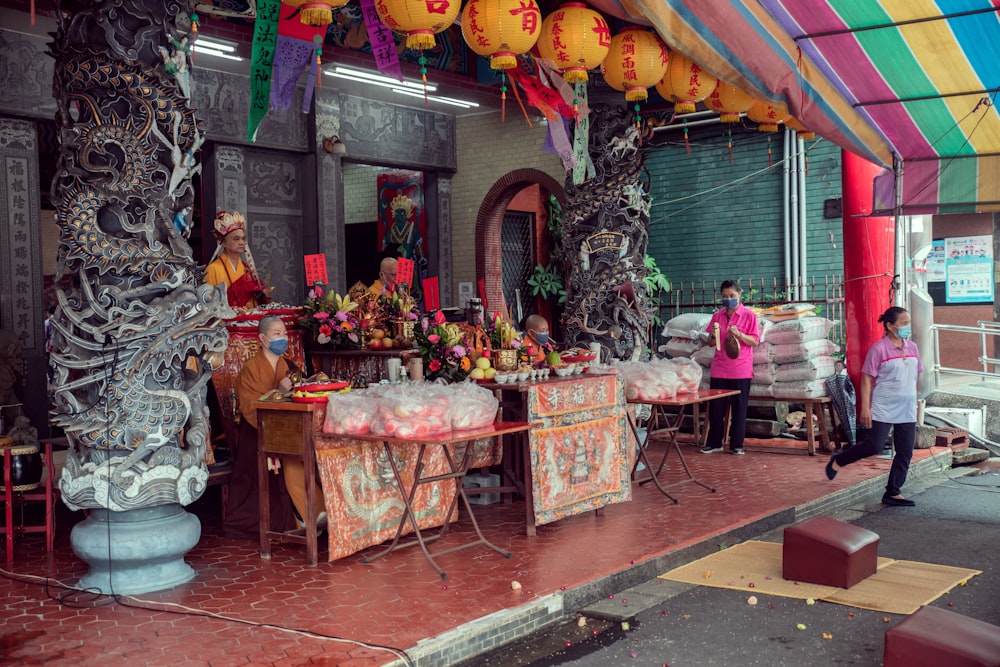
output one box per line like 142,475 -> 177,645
753,304 -> 838,398
660,312 -> 712,360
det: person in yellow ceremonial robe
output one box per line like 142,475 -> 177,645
205,210 -> 271,309
225,315 -> 326,538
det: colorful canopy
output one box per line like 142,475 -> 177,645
615,0 -> 1000,215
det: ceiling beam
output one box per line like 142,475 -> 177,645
854,88 -> 999,107
793,6 -> 1000,41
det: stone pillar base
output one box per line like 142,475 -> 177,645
71,503 -> 201,595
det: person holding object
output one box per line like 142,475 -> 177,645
522,313 -> 553,364
226,316 -> 325,538
205,210 -> 271,309
825,306 -> 922,507
701,280 -> 759,455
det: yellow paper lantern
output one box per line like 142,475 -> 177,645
284,0 -> 350,27
536,2 -> 611,84
600,27 -> 668,103
655,51 -> 718,114
746,99 -> 790,133
705,81 -> 755,123
375,0 -> 461,51
461,0 -> 542,70
785,116 -> 816,140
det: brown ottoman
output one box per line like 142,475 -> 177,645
884,605 -> 1000,667
782,516 -> 879,588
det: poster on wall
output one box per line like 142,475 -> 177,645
944,235 -> 993,304
377,170 -> 427,260
926,239 -> 946,282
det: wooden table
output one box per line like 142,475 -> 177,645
348,422 -> 532,579
256,401 -> 322,566
745,395 -> 835,455
627,389 -> 740,503
308,348 -> 416,384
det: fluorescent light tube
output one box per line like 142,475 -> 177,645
329,66 -> 435,92
195,37 -> 237,53
192,44 -> 244,61
390,87 -> 478,108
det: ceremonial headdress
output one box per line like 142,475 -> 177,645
209,210 -> 262,285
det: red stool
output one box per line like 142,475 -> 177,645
782,515 -> 879,588
2,442 -> 57,562
884,605 -> 1000,667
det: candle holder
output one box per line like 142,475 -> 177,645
494,348 -> 518,372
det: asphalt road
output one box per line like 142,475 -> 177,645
458,465 -> 1000,667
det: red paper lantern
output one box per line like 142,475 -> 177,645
600,27 -> 668,102
655,51 -> 718,114
461,0 -> 542,70
375,0 -> 461,51
284,0 -> 350,27
785,116 -> 816,140
536,2 -> 611,84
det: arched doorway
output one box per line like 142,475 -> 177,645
475,169 -> 566,326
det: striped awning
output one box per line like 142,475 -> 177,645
606,1 -> 1000,215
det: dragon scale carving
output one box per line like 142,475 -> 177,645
50,0 -> 232,511
561,104 -> 654,361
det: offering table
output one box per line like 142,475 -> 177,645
309,348 -> 417,384
485,372 -> 632,536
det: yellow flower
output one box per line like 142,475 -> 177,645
332,293 -> 358,313
460,356 -> 471,371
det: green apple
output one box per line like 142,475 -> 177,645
475,357 -> 491,370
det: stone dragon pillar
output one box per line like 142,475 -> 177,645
48,0 -> 232,594
561,104 -> 653,361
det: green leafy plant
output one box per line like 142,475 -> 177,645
528,262 -> 566,303
643,254 -> 671,328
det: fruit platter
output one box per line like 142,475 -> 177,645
559,347 -> 597,363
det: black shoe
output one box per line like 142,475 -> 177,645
825,454 -> 838,480
730,448 -> 745,456
881,495 -> 915,507
700,445 -> 723,454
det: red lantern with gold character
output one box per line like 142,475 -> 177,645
600,27 -> 668,103
536,2 -> 611,84
284,0 -> 350,27
705,81 -> 755,123
746,99 -> 790,133
462,0 -> 542,70
655,51 -> 718,114
375,0 -> 461,51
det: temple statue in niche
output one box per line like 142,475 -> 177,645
48,0 -> 232,511
561,104 -> 654,361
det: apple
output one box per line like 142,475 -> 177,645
470,368 -> 486,380
368,338 -> 383,350
383,337 -> 395,349
484,367 -> 496,379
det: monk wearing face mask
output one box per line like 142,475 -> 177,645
522,313 -> 552,364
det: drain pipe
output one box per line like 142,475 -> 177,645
782,129 -> 793,298
797,132 -> 808,294
786,128 -> 799,299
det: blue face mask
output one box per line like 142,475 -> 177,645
267,337 -> 289,356
896,325 -> 912,340
532,331 -> 549,346
722,297 -> 739,310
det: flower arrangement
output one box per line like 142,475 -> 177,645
300,285 -> 361,348
414,310 -> 472,383
382,283 -> 418,322
483,312 -> 521,350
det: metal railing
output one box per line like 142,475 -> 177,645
930,320 -> 1000,383
649,275 -> 846,348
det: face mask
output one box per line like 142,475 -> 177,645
267,337 -> 289,356
896,325 -> 912,340
722,297 -> 739,309
532,330 -> 549,345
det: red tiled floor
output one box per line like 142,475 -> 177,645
0,441 -> 941,666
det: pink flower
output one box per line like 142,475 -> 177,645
434,310 -> 447,325
314,286 -> 324,298
453,345 -> 467,357
308,288 -> 318,300
428,334 -> 441,343
422,319 -> 430,332
314,311 -> 330,321
335,311 -> 348,322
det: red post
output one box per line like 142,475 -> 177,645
841,150 -> 895,391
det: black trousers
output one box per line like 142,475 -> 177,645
706,377 -> 752,451
835,420 -> 915,497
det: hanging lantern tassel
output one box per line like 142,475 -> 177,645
501,72 -> 508,123
728,127 -> 733,164
301,2 -> 334,27
189,12 -> 199,61
767,135 -> 773,167
684,118 -> 690,154
419,55 -> 429,107
314,35 -> 323,91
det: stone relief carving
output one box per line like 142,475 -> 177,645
49,0 -> 231,511
561,104 -> 653,361
215,145 -> 244,174
0,31 -> 58,119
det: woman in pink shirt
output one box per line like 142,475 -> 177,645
702,280 -> 760,455
825,306 -> 922,507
